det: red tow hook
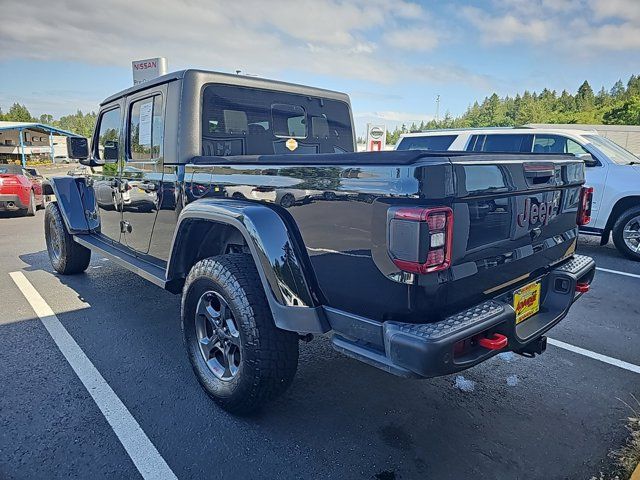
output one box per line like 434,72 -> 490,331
478,333 -> 508,351
575,282 -> 590,293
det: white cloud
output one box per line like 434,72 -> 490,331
461,7 -> 550,44
0,0 -> 436,85
383,28 -> 439,51
589,0 -> 640,22
354,111 -> 433,122
460,0 -> 640,53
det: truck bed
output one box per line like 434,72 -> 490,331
179,150 -> 585,323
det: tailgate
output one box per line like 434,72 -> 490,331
437,154 -> 585,313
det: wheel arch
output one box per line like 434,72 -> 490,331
166,199 -> 329,334
602,195 -> 640,243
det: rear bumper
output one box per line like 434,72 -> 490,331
0,194 -> 27,210
331,254 -> 596,378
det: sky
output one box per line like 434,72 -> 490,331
1,0 -> 640,138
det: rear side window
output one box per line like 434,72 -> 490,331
201,84 -> 354,156
96,107 -> 122,160
468,134 -> 532,153
396,135 -> 457,151
129,95 -> 164,160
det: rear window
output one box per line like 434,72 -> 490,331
0,164 -> 22,174
468,134 -> 533,153
396,135 -> 457,151
201,84 -> 354,156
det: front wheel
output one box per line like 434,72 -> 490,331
44,203 -> 91,274
612,206 -> 640,261
181,254 -> 299,414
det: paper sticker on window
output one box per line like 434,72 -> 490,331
139,101 -> 153,146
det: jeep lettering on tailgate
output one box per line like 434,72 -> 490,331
517,197 -> 557,228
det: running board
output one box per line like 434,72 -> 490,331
73,234 -> 167,288
331,334 -> 417,378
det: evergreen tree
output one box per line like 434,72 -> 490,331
5,103 -> 35,122
576,81 -> 595,110
610,79 -> 625,98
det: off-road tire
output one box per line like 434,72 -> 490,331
182,254 -> 299,414
44,203 -> 91,274
612,205 -> 640,261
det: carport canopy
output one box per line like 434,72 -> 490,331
0,121 -> 80,167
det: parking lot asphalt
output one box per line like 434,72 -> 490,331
1,210 -> 638,480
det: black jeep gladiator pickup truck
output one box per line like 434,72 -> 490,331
44,69 -> 595,413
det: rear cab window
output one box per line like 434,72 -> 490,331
396,135 -> 457,151
201,84 -> 354,156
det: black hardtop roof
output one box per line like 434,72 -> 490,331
101,69 -> 350,106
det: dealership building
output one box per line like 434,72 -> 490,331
0,121 -> 78,166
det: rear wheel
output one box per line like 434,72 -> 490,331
279,193 -> 295,208
182,254 -> 299,414
45,203 -> 91,274
612,206 -> 640,261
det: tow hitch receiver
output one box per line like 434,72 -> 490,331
478,333 -> 508,350
515,335 -> 548,358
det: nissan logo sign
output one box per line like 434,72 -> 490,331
369,126 -> 384,139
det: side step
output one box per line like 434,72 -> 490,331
331,335 -> 417,378
73,234 -> 167,288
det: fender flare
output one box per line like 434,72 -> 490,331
48,176 -> 97,234
167,198 -> 329,334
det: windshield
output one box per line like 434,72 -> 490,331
0,164 -> 22,175
584,135 -> 639,165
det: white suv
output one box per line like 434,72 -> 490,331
396,128 -> 640,260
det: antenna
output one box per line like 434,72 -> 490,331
435,94 -> 441,122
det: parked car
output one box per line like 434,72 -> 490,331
397,128 -> 640,260
44,70 -> 594,414
0,164 -> 45,216
53,155 -> 72,164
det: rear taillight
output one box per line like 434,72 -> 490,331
577,186 -> 593,226
388,206 -> 453,274
0,175 -> 20,186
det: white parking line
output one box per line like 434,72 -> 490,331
596,267 -> 640,279
9,271 -> 178,480
548,338 -> 640,374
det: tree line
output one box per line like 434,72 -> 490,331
386,74 -> 640,145
0,103 -> 97,138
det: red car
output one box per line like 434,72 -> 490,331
0,164 -> 45,216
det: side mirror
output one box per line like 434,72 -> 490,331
577,153 -> 598,167
103,141 -> 119,163
67,137 -> 89,160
